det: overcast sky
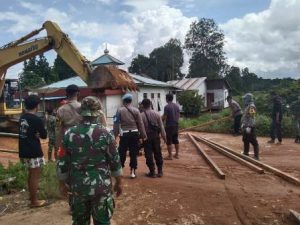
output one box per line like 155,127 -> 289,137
1,0 -> 299,79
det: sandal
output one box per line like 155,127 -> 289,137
30,200 -> 50,208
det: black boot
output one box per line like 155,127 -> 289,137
146,168 -> 156,178
157,168 -> 163,178
254,145 -> 259,160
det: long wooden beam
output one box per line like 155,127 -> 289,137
192,135 -> 264,174
0,148 -> 18,154
0,132 -> 19,137
187,133 -> 225,179
179,116 -> 231,133
194,135 -> 300,186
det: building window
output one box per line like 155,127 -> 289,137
143,93 -> 147,99
151,93 -> 154,99
157,93 -> 160,98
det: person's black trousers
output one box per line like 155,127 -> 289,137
270,119 -> 282,142
234,115 -> 242,134
242,127 -> 259,158
144,137 -> 163,173
119,132 -> 140,169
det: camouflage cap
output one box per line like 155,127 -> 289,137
81,96 -> 102,117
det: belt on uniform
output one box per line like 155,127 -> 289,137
122,129 -> 138,133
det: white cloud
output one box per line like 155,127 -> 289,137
123,0 -> 169,12
111,6 -> 196,73
0,12 -> 39,34
222,0 -> 300,78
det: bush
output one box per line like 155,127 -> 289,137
177,90 -> 204,117
179,109 -> 296,138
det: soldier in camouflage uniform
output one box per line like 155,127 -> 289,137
241,93 -> 259,160
57,96 -> 123,225
46,108 -> 58,161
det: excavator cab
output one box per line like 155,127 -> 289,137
0,79 -> 22,116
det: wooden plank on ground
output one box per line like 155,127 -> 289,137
192,135 -> 264,174
194,135 -> 300,186
187,133 -> 225,179
290,209 -> 300,225
0,148 -> 18,154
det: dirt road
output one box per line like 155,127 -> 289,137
1,133 -> 300,225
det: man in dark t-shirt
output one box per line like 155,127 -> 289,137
19,95 -> 48,208
268,92 -> 283,144
162,93 -> 180,160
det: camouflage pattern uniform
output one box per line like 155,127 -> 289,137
46,115 -> 58,160
241,93 -> 259,159
57,96 -> 122,225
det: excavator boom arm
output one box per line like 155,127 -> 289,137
0,20 -> 137,96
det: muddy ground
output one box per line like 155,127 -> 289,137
0,132 -> 300,225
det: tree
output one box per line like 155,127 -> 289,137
128,54 -> 151,75
225,66 -> 242,93
241,67 -> 259,91
129,39 -> 184,82
36,54 -> 57,84
52,55 -> 77,80
20,70 -> 45,90
149,38 -> 184,81
20,56 -> 45,89
185,18 -> 226,79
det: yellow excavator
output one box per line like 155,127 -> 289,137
0,20 -> 138,131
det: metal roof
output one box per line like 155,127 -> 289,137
167,77 -> 207,90
92,53 -> 124,66
130,74 -> 172,87
38,73 -> 172,93
39,76 -> 87,90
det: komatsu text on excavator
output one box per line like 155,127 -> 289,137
0,20 -> 138,129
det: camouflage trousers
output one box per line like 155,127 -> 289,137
48,139 -> 58,160
70,195 -> 114,225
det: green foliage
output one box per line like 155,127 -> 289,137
179,108 -> 295,137
39,162 -> 60,199
0,162 -> 59,199
177,90 -> 204,116
184,18 -> 225,79
53,54 -> 77,80
225,66 -> 242,94
20,70 -> 46,90
20,54 -> 58,89
129,38 -> 184,81
36,54 -> 51,84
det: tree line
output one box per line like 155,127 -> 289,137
20,55 -> 76,90
20,17 -> 298,94
128,18 -> 298,93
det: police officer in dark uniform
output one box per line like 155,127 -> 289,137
113,93 -> 147,178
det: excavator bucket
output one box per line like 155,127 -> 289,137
88,65 -> 139,91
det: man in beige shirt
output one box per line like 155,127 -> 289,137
113,93 -> 147,179
56,84 -> 82,153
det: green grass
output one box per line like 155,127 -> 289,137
0,162 -> 60,199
